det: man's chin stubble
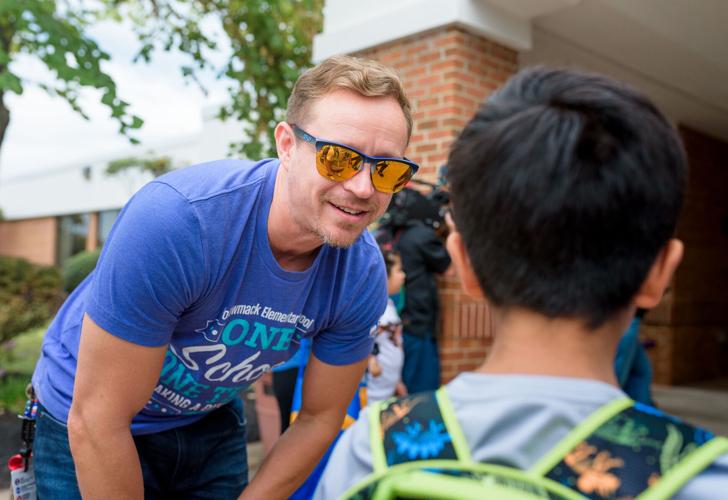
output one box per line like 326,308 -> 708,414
320,231 -> 357,249
318,222 -> 369,249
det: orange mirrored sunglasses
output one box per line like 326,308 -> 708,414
292,124 -> 418,194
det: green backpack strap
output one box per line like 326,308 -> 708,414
529,397 -> 633,476
369,399 -> 388,474
350,390 -> 587,500
532,398 -> 728,499
435,387 -> 474,463
369,388 -> 472,475
355,393 -> 727,500
638,435 -> 728,500
345,459 -> 586,500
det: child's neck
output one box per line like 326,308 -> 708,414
476,307 -> 631,385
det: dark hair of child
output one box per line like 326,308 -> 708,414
447,66 -> 687,328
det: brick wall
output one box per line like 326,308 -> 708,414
645,127 -> 728,384
86,212 -> 99,252
0,217 -> 57,266
438,274 -> 494,381
358,26 -> 518,184
358,26 -> 518,382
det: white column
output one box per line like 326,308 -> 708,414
313,0 -> 581,61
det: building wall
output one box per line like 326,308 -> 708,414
358,26 -> 518,381
438,274 -> 494,381
644,127 -> 728,384
86,213 -> 100,252
358,26 -> 518,183
0,217 -> 57,266
0,104 -> 246,267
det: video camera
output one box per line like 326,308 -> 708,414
376,172 -> 451,246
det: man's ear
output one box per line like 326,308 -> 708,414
634,238 -> 684,309
446,230 -> 485,299
274,122 -> 295,169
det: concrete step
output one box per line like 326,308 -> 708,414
653,384 -> 728,437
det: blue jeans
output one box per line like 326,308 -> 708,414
402,332 -> 441,393
34,398 -> 248,499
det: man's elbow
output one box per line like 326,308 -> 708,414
67,401 -> 126,455
67,402 -> 100,452
295,410 -> 343,442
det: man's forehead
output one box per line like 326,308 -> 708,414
329,129 -> 407,157
304,92 -> 409,156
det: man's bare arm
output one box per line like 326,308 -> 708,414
68,314 -> 167,498
240,355 -> 368,499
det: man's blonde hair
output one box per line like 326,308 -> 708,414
286,55 -> 413,140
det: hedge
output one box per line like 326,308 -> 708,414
0,256 -> 64,344
62,249 -> 101,293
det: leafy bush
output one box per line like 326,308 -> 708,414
0,256 -> 64,345
62,249 -> 101,293
0,324 -> 46,414
0,373 -> 32,414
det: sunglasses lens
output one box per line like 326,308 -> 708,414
314,142 -> 415,194
372,160 -> 414,193
316,145 -> 362,182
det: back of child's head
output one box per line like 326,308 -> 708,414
447,66 -> 687,328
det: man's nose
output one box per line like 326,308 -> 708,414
342,164 -> 375,198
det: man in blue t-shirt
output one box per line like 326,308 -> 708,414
31,55 -> 419,499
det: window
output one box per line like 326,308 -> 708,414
57,213 -> 89,266
98,209 -> 121,246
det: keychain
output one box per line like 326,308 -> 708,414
6,385 -> 37,500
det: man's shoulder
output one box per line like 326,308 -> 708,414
152,158 -> 278,203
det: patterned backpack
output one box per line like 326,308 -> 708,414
343,388 -> 728,499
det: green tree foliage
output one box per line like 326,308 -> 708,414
106,153 -> 173,177
0,0 -> 144,162
0,0 -> 324,170
106,0 -> 325,159
61,248 -> 101,293
0,255 -> 64,344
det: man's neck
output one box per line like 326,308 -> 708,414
271,246 -> 320,272
476,307 -> 631,386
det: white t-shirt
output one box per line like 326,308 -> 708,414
315,373 -> 728,499
366,299 -> 404,403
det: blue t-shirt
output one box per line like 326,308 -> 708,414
32,159 -> 386,434
272,337 -> 311,372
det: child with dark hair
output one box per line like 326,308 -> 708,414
316,67 -> 728,499
367,248 -> 408,402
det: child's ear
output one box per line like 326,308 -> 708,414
634,238 -> 684,309
446,231 -> 485,299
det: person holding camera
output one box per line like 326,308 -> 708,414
380,187 -> 451,393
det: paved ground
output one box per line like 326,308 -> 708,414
3,380 -> 726,497
653,377 -> 728,437
248,440 -> 265,479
